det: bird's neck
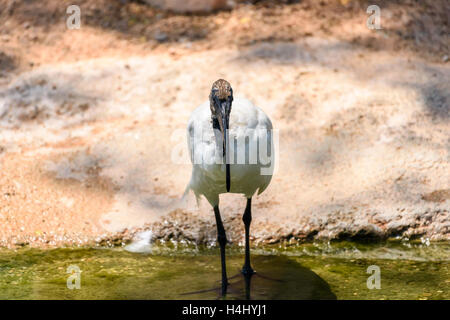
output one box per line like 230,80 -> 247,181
211,116 -> 226,157
212,117 -> 221,131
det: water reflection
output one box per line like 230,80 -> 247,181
2,244 -> 447,299
183,255 -> 336,300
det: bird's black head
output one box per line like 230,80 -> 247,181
209,79 -> 233,192
209,79 -> 233,131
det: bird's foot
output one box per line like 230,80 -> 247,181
241,265 -> 255,277
253,272 -> 283,282
227,268 -> 283,283
181,280 -> 242,299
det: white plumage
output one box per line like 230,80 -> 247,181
186,97 -> 274,206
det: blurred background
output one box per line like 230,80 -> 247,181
0,0 -> 449,300
0,0 -> 449,247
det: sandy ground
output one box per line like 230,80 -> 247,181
0,0 -> 449,248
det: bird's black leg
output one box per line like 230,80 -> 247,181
242,198 -> 254,276
214,205 -> 228,297
242,198 -> 254,299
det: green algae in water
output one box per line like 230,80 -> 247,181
0,242 -> 448,300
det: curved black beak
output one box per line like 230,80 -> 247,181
215,97 -> 231,192
222,113 -> 231,192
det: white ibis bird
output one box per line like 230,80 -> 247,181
186,79 -> 274,297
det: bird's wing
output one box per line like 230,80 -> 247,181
186,101 -> 211,164
231,98 -> 275,196
185,101 -> 221,203
255,106 -> 274,195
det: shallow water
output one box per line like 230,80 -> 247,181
0,241 -> 448,300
